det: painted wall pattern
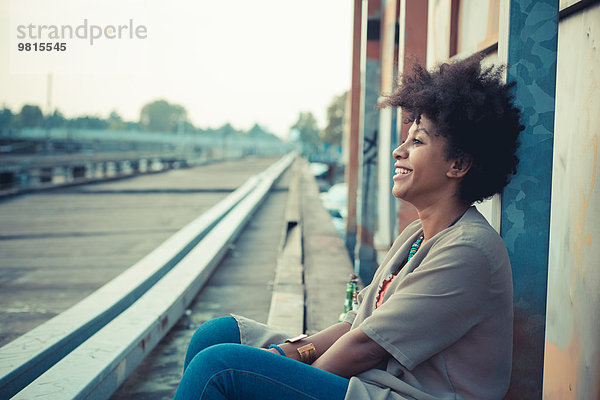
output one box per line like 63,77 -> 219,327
501,0 -> 558,397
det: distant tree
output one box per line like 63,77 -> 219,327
291,112 -> 320,145
107,110 -> 126,130
322,91 -> 347,147
124,121 -> 139,130
247,123 -> 280,141
248,123 -> 266,137
139,99 -> 188,133
68,116 -> 109,129
0,107 -> 13,129
181,121 -> 197,133
217,122 -> 237,136
17,104 -> 44,128
45,109 -> 66,128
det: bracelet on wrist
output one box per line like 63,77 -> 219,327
268,344 -> 286,357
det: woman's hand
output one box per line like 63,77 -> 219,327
263,322 -> 388,377
266,322 -> 352,363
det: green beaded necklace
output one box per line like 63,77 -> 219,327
407,235 -> 424,262
407,212 -> 465,262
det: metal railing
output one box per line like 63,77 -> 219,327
0,127 -> 296,196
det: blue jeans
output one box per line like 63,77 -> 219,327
174,316 -> 350,400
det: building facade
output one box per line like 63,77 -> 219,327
344,0 -> 600,398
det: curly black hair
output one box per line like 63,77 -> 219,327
380,54 -> 524,204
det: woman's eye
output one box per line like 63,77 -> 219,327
412,138 -> 423,145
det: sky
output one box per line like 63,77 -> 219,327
0,0 -> 353,138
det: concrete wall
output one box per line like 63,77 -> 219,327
543,2 -> 600,398
502,1 -> 558,397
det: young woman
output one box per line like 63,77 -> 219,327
174,55 -> 523,400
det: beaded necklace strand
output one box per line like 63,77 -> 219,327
375,234 -> 423,307
407,212 -> 465,262
407,235 -> 424,262
374,211 -> 467,308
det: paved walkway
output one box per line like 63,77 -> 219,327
0,155 -> 355,399
0,157 -> 280,347
111,158 -> 354,399
112,166 -> 291,399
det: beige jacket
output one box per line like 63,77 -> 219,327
344,206 -> 513,400
234,207 -> 513,400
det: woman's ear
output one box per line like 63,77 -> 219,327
447,155 -> 472,179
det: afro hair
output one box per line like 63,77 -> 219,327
380,54 -> 524,204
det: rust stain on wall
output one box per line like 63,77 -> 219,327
543,326 -> 581,398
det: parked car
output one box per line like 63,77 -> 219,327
320,182 -> 347,219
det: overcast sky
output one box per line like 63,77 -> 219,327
0,0 -> 353,138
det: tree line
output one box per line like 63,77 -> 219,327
290,91 -> 346,148
0,91 -> 347,147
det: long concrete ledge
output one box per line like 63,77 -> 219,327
266,158 -> 356,335
299,157 -> 355,333
267,160 -> 304,334
0,153 -> 295,399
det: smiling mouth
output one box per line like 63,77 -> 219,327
395,167 -> 413,175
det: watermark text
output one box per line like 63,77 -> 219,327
16,19 -> 147,45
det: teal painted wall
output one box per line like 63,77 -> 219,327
501,0 -> 558,397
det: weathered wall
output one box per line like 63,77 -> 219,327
456,0 -> 493,53
355,0 -> 381,283
394,0 -> 426,236
426,0 -> 452,68
345,0 -> 364,261
375,0 -> 399,261
354,0 -> 599,397
543,2 -> 600,399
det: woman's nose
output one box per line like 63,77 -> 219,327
393,143 -> 408,159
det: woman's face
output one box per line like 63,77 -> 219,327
392,116 -> 456,208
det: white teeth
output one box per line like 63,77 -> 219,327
395,167 -> 412,175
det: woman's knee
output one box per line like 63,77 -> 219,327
179,344 -> 350,400
188,343 -> 244,372
189,316 -> 240,345
177,344 -> 252,400
184,316 -> 240,371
